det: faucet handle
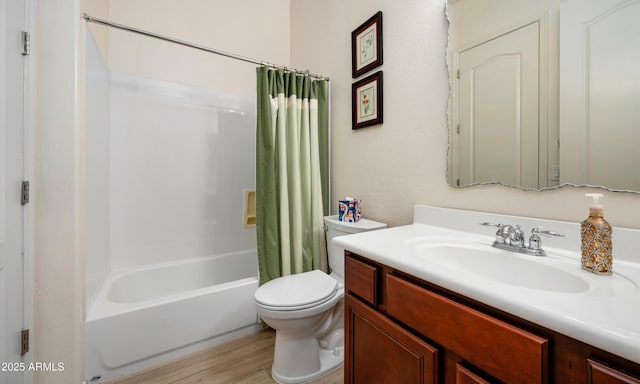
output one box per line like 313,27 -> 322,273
528,228 -> 565,254
479,222 -> 501,228
532,228 -> 565,238
480,222 -> 508,244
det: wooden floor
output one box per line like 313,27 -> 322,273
107,328 -> 345,384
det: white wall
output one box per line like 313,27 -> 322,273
34,0 -> 84,382
107,0 -> 290,95
291,0 -> 640,229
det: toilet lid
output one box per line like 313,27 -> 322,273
255,270 -> 338,309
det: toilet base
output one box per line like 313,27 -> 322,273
271,345 -> 344,384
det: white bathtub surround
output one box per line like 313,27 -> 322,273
85,249 -> 259,383
107,73 -> 257,270
84,28 -> 258,311
84,23 -> 111,313
334,205 -> 640,364
83,26 -> 260,383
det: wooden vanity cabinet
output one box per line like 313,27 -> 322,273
344,251 -> 640,384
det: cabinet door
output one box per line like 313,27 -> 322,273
588,359 -> 640,384
346,294 -> 438,384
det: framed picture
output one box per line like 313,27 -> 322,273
351,11 -> 383,78
352,71 -> 383,130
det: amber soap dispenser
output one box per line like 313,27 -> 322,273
580,193 -> 612,275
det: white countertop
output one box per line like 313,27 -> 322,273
334,205 -> 640,364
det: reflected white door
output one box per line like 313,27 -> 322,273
559,0 -> 640,190
1,0 -> 27,383
456,22 -> 539,188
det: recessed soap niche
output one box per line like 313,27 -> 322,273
243,189 -> 256,228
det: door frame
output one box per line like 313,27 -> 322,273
23,0 -> 35,382
2,0 -> 35,382
449,11 -> 549,189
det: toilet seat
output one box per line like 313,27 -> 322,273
255,270 -> 338,311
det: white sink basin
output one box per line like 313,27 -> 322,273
411,240 -> 590,293
404,235 -> 637,296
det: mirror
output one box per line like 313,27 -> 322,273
447,0 -> 640,193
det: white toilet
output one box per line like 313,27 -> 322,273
254,215 -> 387,384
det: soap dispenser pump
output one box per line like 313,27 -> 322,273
580,193 -> 612,275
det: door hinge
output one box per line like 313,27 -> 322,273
21,31 -> 30,56
456,124 -> 460,134
21,181 -> 29,205
457,69 -> 460,79
21,329 -> 29,355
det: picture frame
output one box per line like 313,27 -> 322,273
352,71 -> 383,130
351,11 -> 383,78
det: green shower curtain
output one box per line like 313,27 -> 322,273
256,67 -> 329,285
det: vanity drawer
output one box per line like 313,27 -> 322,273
456,364 -> 491,384
386,274 -> 548,384
345,254 -> 378,306
587,359 -> 640,384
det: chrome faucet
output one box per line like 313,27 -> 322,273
480,222 -> 564,256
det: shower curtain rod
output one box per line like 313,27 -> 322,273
82,13 -> 329,81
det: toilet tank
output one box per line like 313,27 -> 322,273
324,215 -> 387,279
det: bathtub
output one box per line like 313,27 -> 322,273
84,249 -> 260,383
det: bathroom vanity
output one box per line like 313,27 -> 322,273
336,206 -> 640,384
